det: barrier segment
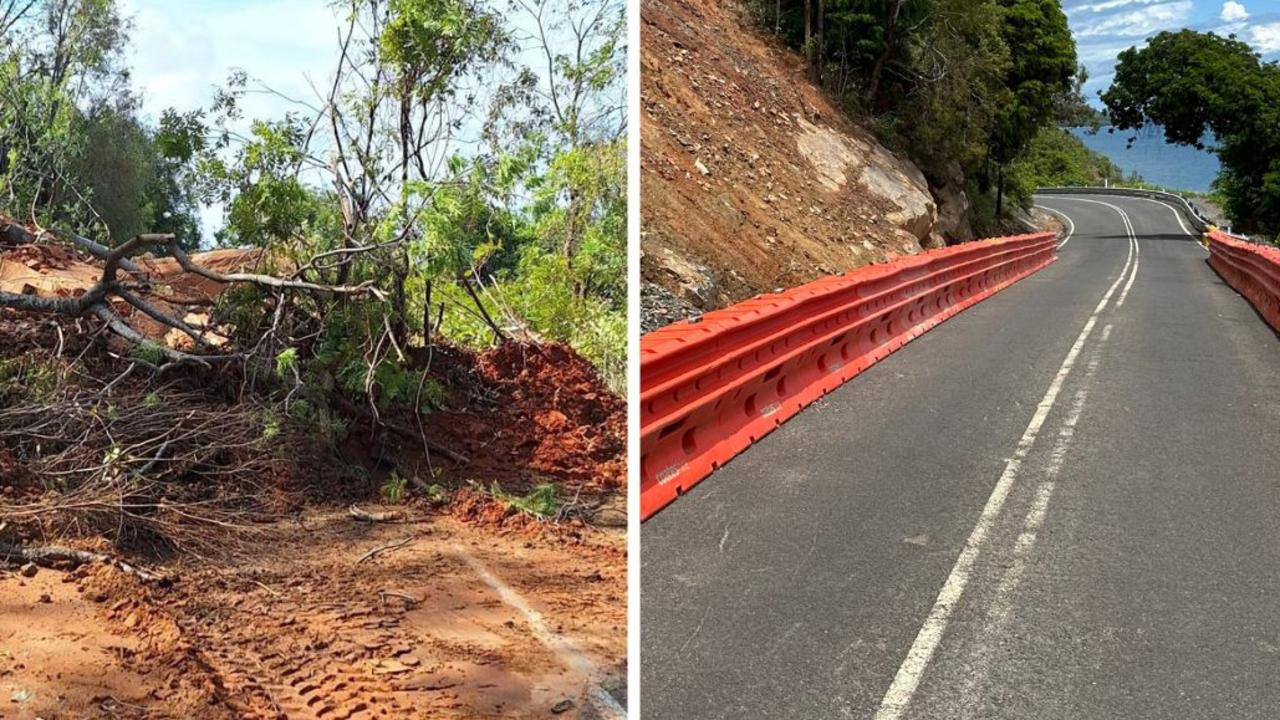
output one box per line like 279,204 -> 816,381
1206,230 -> 1280,332
640,232 -> 1058,521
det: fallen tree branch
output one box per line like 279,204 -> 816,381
166,237 -> 385,299
349,505 -> 407,523
0,543 -> 170,584
377,589 -> 421,608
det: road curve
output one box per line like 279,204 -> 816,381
640,193 -> 1280,719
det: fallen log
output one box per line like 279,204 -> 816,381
0,543 -> 170,584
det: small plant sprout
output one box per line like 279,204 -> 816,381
490,482 -> 560,520
274,347 -> 298,379
381,472 -> 409,504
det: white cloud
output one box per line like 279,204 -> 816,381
1074,0 -> 1194,37
121,0 -> 339,123
1070,0 -> 1168,15
1248,22 -> 1280,53
1220,1 -> 1250,23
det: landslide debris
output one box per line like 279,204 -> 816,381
641,0 -> 963,325
0,217 -> 627,718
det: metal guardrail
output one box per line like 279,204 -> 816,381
639,232 -> 1058,520
1036,186 -> 1213,233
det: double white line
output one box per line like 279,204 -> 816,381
874,200 -> 1139,720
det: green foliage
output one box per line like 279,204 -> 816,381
261,412 -> 281,441
380,0 -> 508,102
748,0 -> 1077,222
1102,30 -> 1280,237
420,378 -> 448,410
0,355 -> 62,403
3,0 -> 627,434
0,1 -> 199,247
988,0 -> 1076,166
424,482 -> 450,505
1054,64 -> 1106,129
131,340 -> 167,367
1007,127 -> 1127,203
490,481 -> 559,520
288,398 -> 349,444
381,472 -> 409,504
274,347 -> 299,380
436,247 -> 625,390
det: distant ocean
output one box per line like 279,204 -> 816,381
1068,125 -> 1220,193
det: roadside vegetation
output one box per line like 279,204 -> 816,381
746,0 -> 1086,232
0,0 -> 626,557
1007,127 -> 1126,195
0,0 -> 625,389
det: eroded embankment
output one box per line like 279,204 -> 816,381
640,0 -> 976,328
0,221 -> 626,719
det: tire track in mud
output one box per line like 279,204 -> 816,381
166,525 -> 625,719
180,603 -> 403,719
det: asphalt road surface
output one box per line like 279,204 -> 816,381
640,193 -> 1280,719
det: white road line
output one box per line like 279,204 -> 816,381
1041,193 -> 1207,254
1114,207 -> 1140,308
456,545 -> 627,719
952,322 -> 1114,713
1035,198 -> 1141,307
1127,196 -> 1194,236
1123,195 -> 1211,254
873,229 -> 1136,720
1033,204 -> 1075,248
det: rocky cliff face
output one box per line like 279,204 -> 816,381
640,0 -> 972,330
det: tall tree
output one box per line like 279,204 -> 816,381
986,0 -> 1075,215
1102,30 -> 1280,235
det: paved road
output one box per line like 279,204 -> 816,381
640,193 -> 1280,719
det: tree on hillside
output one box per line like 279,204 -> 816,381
1101,30 -> 1280,236
754,0 -> 1075,227
0,0 -> 198,246
1053,63 -> 1105,129
985,0 -> 1076,216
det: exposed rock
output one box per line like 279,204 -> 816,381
931,162 -> 974,242
640,0 -> 968,330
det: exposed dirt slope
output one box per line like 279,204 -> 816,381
641,0 -> 958,329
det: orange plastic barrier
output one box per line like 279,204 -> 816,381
639,232 -> 1058,521
1207,230 -> 1280,332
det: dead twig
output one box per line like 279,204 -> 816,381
377,589 -> 421,609
356,535 -> 416,564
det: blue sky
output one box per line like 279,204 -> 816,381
1064,0 -> 1280,104
119,0 -> 338,124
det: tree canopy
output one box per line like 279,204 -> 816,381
752,0 -> 1078,229
0,0 -> 201,248
0,0 -> 627,391
1102,29 -> 1280,237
